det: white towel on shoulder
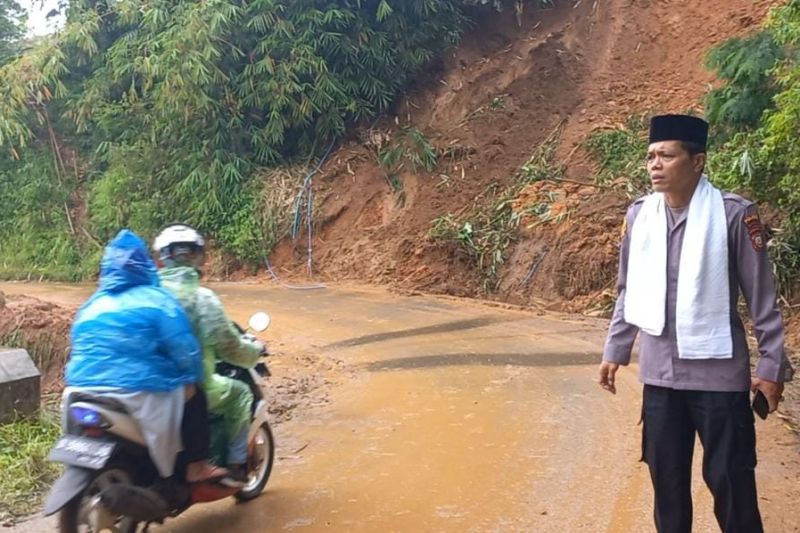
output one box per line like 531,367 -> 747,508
624,176 -> 732,359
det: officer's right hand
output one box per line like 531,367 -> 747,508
598,361 -> 620,395
751,377 -> 784,412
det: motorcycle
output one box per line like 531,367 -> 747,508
43,312 -> 276,533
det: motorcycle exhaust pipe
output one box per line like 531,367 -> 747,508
99,484 -> 170,523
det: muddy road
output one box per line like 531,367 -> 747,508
5,282 -> 800,532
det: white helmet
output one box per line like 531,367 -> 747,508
153,224 -> 205,267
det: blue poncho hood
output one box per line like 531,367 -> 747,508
98,229 -> 159,292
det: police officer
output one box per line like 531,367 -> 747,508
598,114 -> 794,533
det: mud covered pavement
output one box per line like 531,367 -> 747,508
5,283 -> 800,532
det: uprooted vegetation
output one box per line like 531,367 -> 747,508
427,125 -> 564,292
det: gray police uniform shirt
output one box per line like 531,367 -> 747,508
603,192 -> 794,392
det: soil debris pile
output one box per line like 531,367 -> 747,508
0,292 -> 74,393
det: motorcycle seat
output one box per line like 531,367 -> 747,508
69,392 -> 129,413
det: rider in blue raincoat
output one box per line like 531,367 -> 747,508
65,229 -> 225,483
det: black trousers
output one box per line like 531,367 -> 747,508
181,388 -> 211,464
642,385 -> 762,533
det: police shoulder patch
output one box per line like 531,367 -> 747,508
743,212 -> 765,252
722,191 -> 753,208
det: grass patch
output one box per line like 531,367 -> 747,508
0,250 -> 100,283
0,411 -> 62,521
584,115 -> 649,197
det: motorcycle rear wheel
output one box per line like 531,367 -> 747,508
235,422 -> 275,502
59,467 -> 139,533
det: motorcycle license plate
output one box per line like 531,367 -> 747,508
48,435 -> 116,470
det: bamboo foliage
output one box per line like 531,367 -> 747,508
0,0 -> 555,271
705,0 -> 800,299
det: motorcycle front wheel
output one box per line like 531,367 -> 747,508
59,467 -> 139,533
235,422 -> 275,502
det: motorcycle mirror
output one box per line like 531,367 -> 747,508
248,312 -> 271,333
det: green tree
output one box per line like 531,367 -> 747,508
0,0 -> 471,268
705,31 -> 784,140
0,0 -> 560,278
706,0 -> 800,299
0,0 -> 26,65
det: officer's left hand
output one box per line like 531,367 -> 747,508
751,377 -> 784,412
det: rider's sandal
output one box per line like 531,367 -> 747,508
186,465 -> 229,484
218,464 -> 248,488
218,476 -> 247,489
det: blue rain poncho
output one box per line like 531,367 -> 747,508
66,230 -> 203,391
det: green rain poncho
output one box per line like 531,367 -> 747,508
159,266 -> 262,448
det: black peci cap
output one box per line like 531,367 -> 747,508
649,114 -> 709,149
